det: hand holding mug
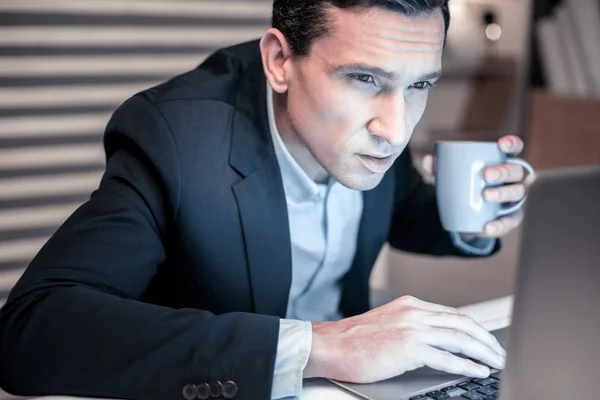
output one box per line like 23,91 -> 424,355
423,135 -> 536,238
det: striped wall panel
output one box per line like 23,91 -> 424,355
0,0 -> 273,308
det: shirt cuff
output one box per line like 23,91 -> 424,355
450,232 -> 497,256
271,319 -> 312,400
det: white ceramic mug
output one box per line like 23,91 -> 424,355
435,141 -> 535,233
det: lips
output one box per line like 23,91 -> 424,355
357,153 -> 395,174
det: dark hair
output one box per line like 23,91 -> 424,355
272,0 -> 450,57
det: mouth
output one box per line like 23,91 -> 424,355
356,153 -> 395,174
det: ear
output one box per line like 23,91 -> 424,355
259,28 -> 294,93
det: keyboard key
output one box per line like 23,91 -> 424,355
490,383 -> 500,391
442,386 -> 460,394
476,386 -> 497,396
409,396 -> 429,400
483,395 -> 499,400
461,391 -> 484,399
458,382 -> 480,391
473,378 -> 497,387
490,371 -> 502,380
426,390 -> 449,399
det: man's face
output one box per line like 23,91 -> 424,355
284,6 -> 445,190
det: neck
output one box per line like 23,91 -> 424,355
272,90 -> 329,184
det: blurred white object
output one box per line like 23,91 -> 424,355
567,0 -> 600,96
537,16 -> 572,95
485,23 -> 502,42
555,3 -> 591,97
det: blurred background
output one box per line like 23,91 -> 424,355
0,0 -> 599,311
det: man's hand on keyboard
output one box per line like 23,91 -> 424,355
304,295 -> 506,383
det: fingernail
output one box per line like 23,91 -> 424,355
479,366 -> 490,377
497,353 -> 506,367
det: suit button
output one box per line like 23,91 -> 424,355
195,382 -> 211,400
222,381 -> 238,399
209,380 -> 223,398
182,384 -> 197,400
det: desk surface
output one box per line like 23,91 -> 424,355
0,296 -> 513,400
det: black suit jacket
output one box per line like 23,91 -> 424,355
0,40 -> 499,400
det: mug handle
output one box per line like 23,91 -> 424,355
496,158 -> 536,217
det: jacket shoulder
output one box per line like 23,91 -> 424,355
140,40 -> 261,107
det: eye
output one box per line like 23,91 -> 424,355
410,81 -> 434,91
349,73 -> 376,85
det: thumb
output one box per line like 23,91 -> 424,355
422,154 -> 435,180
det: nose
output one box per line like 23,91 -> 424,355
367,92 -> 408,147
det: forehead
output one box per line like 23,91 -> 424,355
309,6 -> 445,77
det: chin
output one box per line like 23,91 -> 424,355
334,171 -> 384,191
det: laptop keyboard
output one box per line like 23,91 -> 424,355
409,371 -> 501,400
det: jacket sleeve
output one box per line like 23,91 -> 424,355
0,95 -> 280,400
387,148 -> 501,257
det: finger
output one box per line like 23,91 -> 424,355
483,211 -> 524,237
484,164 -> 525,184
400,295 -> 460,315
421,327 -> 505,370
422,154 -> 435,177
484,183 -> 526,203
524,170 -> 537,187
424,312 -> 507,357
498,135 -> 524,155
420,345 -> 491,378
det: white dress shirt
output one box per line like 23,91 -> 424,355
265,83 -> 496,399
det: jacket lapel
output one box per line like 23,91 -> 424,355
229,52 -> 292,317
232,164 -> 292,318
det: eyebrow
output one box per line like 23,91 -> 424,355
333,64 -> 442,82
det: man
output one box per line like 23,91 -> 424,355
0,1 -> 531,399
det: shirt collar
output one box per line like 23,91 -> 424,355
267,82 -> 331,203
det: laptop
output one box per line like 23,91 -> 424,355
331,165 -> 600,400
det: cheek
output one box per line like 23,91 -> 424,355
287,73 -> 373,167
301,87 -> 367,147
289,75 -> 339,129
406,92 -> 429,131
326,105 -> 370,163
